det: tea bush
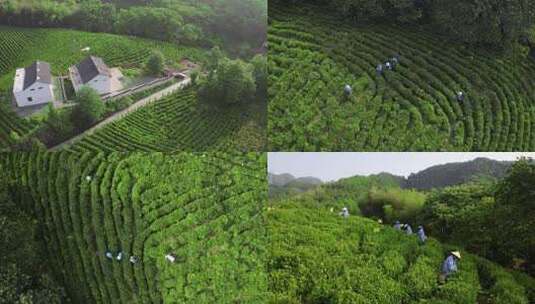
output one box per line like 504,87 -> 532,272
268,3 -> 535,151
0,151 -> 268,303
267,202 -> 532,303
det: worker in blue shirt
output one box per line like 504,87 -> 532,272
417,225 -> 427,244
440,251 -> 461,283
404,224 -> 413,235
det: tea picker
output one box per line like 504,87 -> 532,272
344,84 -> 352,97
393,220 -> 402,230
165,253 -> 177,263
404,224 -> 413,235
376,64 -> 384,76
417,226 -> 427,244
129,256 -> 138,264
105,251 -> 113,259
439,251 -> 461,283
339,207 -> 349,218
456,91 -> 465,102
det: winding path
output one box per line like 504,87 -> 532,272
49,76 -> 191,151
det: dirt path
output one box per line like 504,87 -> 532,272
49,76 -> 191,151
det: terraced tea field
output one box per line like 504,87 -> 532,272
0,152 -> 268,303
268,3 -> 535,151
66,88 -> 267,152
268,203 -> 535,303
0,26 -> 206,147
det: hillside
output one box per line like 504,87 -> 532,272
64,88 -> 266,152
268,173 -> 323,198
405,157 -> 512,190
268,2 -> 535,151
0,152 -> 267,303
0,25 -> 206,147
268,202 -> 535,303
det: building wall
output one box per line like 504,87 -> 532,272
14,82 -> 54,107
81,74 -> 112,95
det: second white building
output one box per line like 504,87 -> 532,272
69,56 -> 114,95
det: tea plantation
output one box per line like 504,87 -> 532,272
268,202 -> 535,303
0,25 -> 206,147
268,3 -> 535,151
0,152 -> 268,303
67,88 -> 267,152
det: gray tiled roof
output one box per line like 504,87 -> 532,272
23,61 -> 52,90
76,56 -> 111,84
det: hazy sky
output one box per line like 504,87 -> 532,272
268,153 -> 535,182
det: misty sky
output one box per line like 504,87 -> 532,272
268,153 -> 535,182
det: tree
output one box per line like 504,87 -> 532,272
208,46 -> 224,70
190,68 -> 200,85
71,86 -> 104,130
45,104 -> 74,140
250,54 -> 267,99
429,0 -> 535,50
145,50 -> 165,76
0,179 -> 67,303
198,58 -> 256,106
73,0 -> 117,33
494,158 -> 535,274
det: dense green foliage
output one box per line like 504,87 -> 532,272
405,157 -> 511,190
0,151 -> 268,303
414,159 -> 535,276
267,200 -> 532,303
72,87 -> 105,130
0,0 -> 267,55
66,87 -> 266,152
270,158 -> 535,278
0,166 -> 68,303
268,3 -> 535,151
268,173 -> 323,199
277,0 -> 535,51
361,187 -> 426,223
144,51 -> 165,77
199,58 -> 256,106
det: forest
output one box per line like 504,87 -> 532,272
279,0 -> 535,52
268,157 -> 535,303
0,0 -> 267,56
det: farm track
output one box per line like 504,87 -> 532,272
0,152 -> 267,304
268,3 -> 535,151
50,77 -> 191,151
65,87 -> 263,152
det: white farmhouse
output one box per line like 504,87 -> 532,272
69,56 -> 114,95
13,61 -> 54,107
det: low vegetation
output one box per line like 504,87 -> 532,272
267,201 -> 533,303
268,2 -> 535,151
0,151 -> 268,303
66,87 -> 266,152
